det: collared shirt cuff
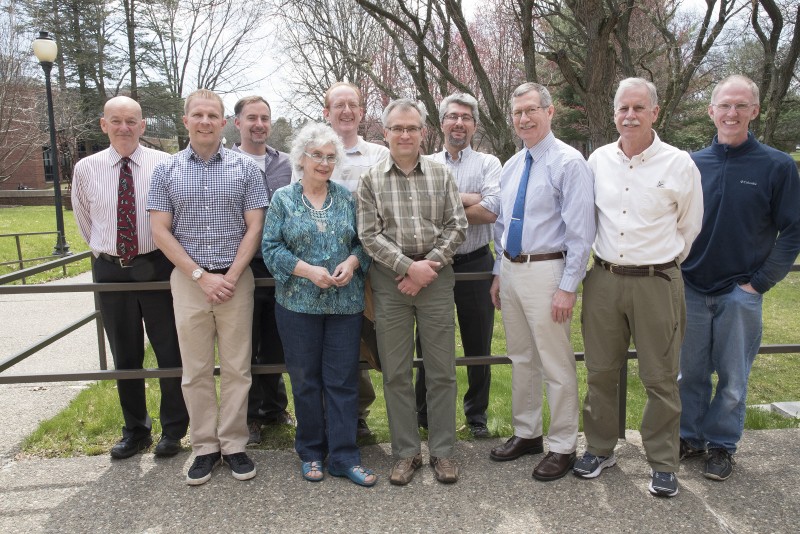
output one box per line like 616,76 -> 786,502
395,255 -> 413,277
559,273 -> 581,293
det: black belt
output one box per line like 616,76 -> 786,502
97,251 -> 158,268
207,267 -> 230,275
595,256 -> 677,282
453,245 -> 490,266
503,250 -> 565,263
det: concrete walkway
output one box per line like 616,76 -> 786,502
1,273 -> 798,533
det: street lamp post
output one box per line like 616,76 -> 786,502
32,31 -> 70,256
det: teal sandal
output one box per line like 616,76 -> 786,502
328,465 -> 377,487
301,461 -> 324,482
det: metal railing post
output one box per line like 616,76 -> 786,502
89,255 -> 108,370
14,235 -> 25,284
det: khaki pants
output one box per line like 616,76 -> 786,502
370,263 -> 457,459
581,264 -> 685,472
171,268 -> 254,456
500,256 -> 578,454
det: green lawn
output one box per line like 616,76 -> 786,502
3,206 -> 798,457
0,206 -> 91,283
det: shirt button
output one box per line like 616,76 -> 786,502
620,254 -> 624,258
623,210 -> 627,214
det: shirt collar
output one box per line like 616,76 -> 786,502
615,129 -> 662,162
188,143 -> 225,162
108,144 -> 143,167
346,136 -> 368,155
525,131 -> 556,162
444,145 -> 473,163
383,154 -> 423,175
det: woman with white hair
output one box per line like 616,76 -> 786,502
262,122 -> 375,486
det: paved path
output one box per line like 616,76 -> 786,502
1,273 -> 798,533
0,272 -> 100,466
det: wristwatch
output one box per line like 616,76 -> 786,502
191,268 -> 204,281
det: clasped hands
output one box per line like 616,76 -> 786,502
200,272 -> 237,304
396,259 -> 441,297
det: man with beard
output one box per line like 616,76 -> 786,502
415,93 -> 500,439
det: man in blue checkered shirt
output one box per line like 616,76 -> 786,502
148,89 -> 268,486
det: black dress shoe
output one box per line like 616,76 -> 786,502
154,436 -> 182,457
110,435 -> 153,459
469,422 -> 490,439
533,451 -> 576,481
489,435 -> 544,461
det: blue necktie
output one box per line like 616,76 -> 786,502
505,151 -> 533,259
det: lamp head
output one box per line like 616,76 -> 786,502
33,31 -> 58,64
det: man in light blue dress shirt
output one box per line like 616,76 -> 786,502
489,82 -> 595,482
415,93 -> 501,439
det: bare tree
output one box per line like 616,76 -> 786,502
136,0 -> 271,146
645,0 -> 746,140
0,0 -> 45,182
751,0 -> 800,144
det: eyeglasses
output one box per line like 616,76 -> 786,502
712,103 -> 755,112
330,101 -> 361,111
511,106 -> 544,119
304,151 -> 338,165
387,126 -> 423,134
443,113 -> 475,123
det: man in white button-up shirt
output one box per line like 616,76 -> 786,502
573,78 -> 703,498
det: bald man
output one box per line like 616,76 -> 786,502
72,96 -> 189,460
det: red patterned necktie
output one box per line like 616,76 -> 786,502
116,157 -> 137,263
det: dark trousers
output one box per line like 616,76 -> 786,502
415,246 -> 494,426
93,250 -> 189,441
248,258 -> 289,422
275,304 -> 363,470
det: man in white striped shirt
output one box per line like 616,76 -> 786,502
72,96 -> 188,460
415,93 -> 501,439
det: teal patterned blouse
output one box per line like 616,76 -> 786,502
262,181 -> 370,315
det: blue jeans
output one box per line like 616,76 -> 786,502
275,304 -> 362,470
679,284 -> 763,454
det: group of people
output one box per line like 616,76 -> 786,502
71,74 -> 800,496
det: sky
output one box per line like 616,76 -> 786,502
221,0 -> 479,120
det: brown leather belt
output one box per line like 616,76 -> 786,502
595,257 -> 677,282
97,251 -> 157,268
503,250 -> 565,263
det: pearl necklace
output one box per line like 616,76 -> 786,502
301,193 -> 333,232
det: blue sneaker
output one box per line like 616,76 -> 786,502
649,470 -> 679,497
186,452 -> 221,486
704,448 -> 735,481
573,451 -> 616,478
223,452 -> 257,481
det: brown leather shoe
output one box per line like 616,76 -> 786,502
489,435 -> 544,461
430,456 -> 459,484
389,453 -> 423,486
532,451 -> 576,481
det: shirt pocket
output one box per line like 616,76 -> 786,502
639,187 -> 675,219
